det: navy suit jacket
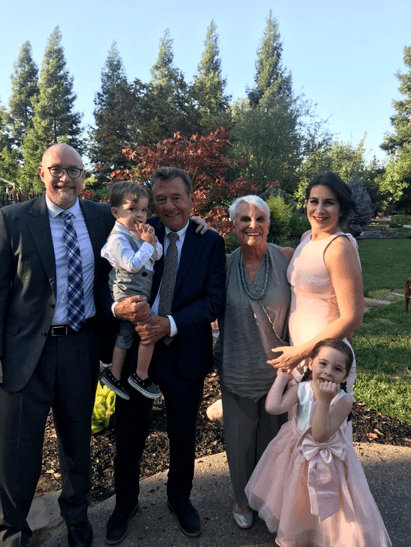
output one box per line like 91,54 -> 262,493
0,195 -> 115,391
148,217 -> 226,381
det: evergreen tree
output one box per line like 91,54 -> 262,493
150,28 -> 182,87
247,11 -> 292,109
347,175 -> 373,237
0,105 -> 19,186
88,41 -> 131,183
231,12 -> 322,192
192,20 -> 231,131
8,41 -> 39,147
379,46 -> 411,211
142,29 -> 200,142
21,27 -> 83,190
231,97 -> 302,191
381,46 -> 411,154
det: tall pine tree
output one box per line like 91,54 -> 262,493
381,46 -> 411,153
8,41 -> 39,147
380,46 -> 411,210
150,28 -> 182,88
0,41 -> 38,186
247,10 -> 292,109
0,105 -> 19,186
21,27 -> 83,190
192,20 -> 231,131
88,41 -> 131,182
143,29 -> 200,142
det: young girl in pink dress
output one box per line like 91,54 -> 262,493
245,339 -> 392,547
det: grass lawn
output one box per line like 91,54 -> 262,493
352,239 -> 411,421
357,239 -> 410,295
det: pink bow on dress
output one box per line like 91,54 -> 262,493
297,428 -> 346,521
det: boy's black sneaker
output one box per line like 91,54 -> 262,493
127,373 -> 161,399
101,371 -> 130,400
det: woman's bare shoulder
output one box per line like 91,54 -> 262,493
280,246 -> 294,262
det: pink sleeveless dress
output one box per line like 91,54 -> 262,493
287,230 -> 361,391
245,381 -> 392,547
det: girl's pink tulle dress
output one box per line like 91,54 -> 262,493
245,381 -> 392,547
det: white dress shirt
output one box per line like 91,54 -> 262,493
46,196 -> 95,325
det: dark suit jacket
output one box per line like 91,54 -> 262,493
148,217 -> 226,381
0,195 -> 115,392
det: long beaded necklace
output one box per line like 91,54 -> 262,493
238,250 -> 270,300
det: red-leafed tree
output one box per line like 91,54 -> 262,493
109,127 -> 257,235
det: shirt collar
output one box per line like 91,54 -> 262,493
46,195 -> 81,219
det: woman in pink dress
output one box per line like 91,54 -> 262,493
268,172 -> 363,391
246,339 -> 392,547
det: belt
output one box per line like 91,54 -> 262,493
49,317 -> 95,337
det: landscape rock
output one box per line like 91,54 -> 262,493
206,398 -> 223,421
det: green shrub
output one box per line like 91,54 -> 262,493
91,382 -> 116,434
266,193 -> 309,246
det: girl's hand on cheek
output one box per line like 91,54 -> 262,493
317,380 -> 339,403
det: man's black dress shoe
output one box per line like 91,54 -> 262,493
67,519 -> 93,547
106,499 -> 139,545
167,499 -> 202,537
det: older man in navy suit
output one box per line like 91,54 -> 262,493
106,167 -> 226,544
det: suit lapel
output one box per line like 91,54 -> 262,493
80,199 -> 101,264
27,195 -> 57,294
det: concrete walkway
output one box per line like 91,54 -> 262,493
28,443 -> 411,547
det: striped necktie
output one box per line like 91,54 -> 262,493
62,210 -> 85,331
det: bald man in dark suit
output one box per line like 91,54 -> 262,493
0,144 -> 116,547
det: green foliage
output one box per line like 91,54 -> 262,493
294,138 -> 381,208
0,145 -> 20,187
150,28 -> 182,88
381,45 -> 411,154
266,193 -> 309,245
231,98 -> 302,191
380,46 -> 411,211
21,27 -> 83,191
347,175 -> 373,237
379,144 -> 411,211
231,12 -> 330,194
115,29 -> 203,148
0,106 -> 20,185
91,382 -> 116,434
0,41 -> 39,185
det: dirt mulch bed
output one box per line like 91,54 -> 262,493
35,372 -> 411,504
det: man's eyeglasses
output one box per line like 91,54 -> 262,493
47,167 -> 84,179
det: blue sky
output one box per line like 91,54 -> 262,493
1,0 -> 410,165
